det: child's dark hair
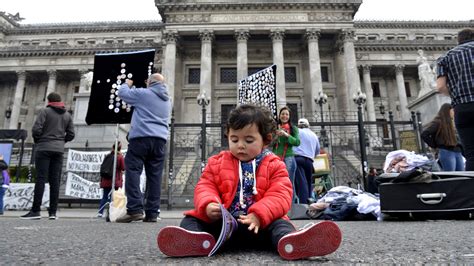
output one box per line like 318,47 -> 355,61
226,104 -> 276,145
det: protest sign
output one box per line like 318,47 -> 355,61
65,172 -> 102,199
66,149 -> 109,173
4,183 -> 49,210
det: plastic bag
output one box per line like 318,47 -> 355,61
108,187 -> 127,222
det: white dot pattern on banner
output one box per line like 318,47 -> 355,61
238,66 -> 277,118
102,61 -> 155,114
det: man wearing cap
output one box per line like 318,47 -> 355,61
293,118 -> 320,204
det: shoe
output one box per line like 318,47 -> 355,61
20,211 -> 41,220
96,213 -> 103,218
143,216 -> 157,223
157,226 -> 215,257
115,213 -> 144,223
278,221 -> 342,260
49,214 -> 58,220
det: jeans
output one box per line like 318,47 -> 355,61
180,216 -> 295,250
32,151 -> 63,214
438,149 -> 465,171
125,137 -> 166,218
284,156 -> 297,203
294,156 -> 314,204
0,187 -> 5,214
454,102 -> 474,171
98,187 -> 112,215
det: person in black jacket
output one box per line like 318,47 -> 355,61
421,103 -> 464,171
0,155 -> 8,215
20,92 -> 75,220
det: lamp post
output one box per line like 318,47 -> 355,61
314,91 -> 328,147
197,91 -> 210,172
353,90 -> 368,190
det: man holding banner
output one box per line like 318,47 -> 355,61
115,73 -> 171,223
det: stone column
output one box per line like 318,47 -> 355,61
270,29 -> 286,108
361,65 -> 377,139
340,29 -> 361,112
162,30 -> 179,103
199,30 -> 214,112
78,68 -> 90,93
74,69 -> 91,124
45,69 -> 57,97
9,70 -> 26,129
235,29 -> 250,82
335,45 -> 349,113
395,64 -> 410,120
306,28 -> 323,113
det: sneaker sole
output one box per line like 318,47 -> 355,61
278,221 -> 342,260
20,216 -> 41,220
157,226 -> 215,257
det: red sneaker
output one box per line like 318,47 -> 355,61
278,221 -> 342,260
157,226 -> 216,257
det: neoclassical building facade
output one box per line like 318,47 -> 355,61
1,0 -> 472,148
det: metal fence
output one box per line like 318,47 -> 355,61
6,110 -> 424,209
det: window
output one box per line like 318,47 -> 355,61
371,82 -> 381,98
426,35 -> 435,40
50,41 -> 57,45
220,68 -> 237,83
386,36 -> 395,40
21,42 -> 30,46
59,41 -> 68,45
87,40 -> 95,45
397,35 -> 407,40
188,68 -> 200,84
77,40 -> 85,45
416,35 -> 424,40
405,82 -> 412,97
321,66 -> 329,82
368,35 -> 377,40
117,40 -> 124,44
284,67 -> 297,83
32,41 -> 40,45
357,36 -> 367,40
105,40 -> 114,44
146,39 -> 154,43
444,35 -> 453,40
134,39 -> 143,43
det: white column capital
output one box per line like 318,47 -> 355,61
394,64 -> 405,74
163,30 -> 179,44
234,29 -> 250,42
47,69 -> 57,79
199,30 -> 214,43
340,29 -> 356,43
361,64 -> 372,74
16,70 -> 26,80
305,28 -> 321,42
270,29 -> 285,42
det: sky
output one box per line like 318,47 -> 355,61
1,0 -> 473,24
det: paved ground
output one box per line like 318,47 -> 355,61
1,209 -> 474,264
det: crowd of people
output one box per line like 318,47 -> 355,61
1,27 -> 472,260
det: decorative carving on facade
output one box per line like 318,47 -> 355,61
168,14 -> 211,23
235,30 -> 250,42
308,12 -> 352,22
199,30 -> 214,42
216,50 -> 237,60
305,29 -> 321,42
394,64 -> 405,74
355,20 -> 474,29
283,50 -> 304,60
16,70 -> 26,80
211,14 -> 307,24
181,51 -> 201,60
270,29 -> 285,41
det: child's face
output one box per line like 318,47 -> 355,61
228,123 -> 265,162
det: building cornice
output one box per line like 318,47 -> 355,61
0,43 -> 162,58
355,20 -> 474,29
355,40 -> 456,52
5,20 -> 163,35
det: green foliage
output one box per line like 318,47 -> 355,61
8,166 -> 36,183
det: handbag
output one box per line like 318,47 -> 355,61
108,187 -> 127,222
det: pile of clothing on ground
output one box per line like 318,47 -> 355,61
383,149 -> 439,173
307,186 -> 381,221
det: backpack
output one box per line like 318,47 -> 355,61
100,153 -> 115,179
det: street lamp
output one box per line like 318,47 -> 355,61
197,90 -> 210,172
353,89 -> 368,190
314,91 -> 328,147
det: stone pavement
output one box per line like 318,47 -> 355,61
1,208 -> 186,219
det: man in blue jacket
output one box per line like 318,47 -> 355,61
116,73 -> 171,222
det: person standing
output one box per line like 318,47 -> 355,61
20,92 -> 75,220
116,73 -> 171,223
0,155 -> 9,215
97,142 -> 125,217
293,118 -> 320,204
421,103 -> 465,171
436,28 -> 474,170
271,106 -> 300,203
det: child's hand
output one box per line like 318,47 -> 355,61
206,202 -> 222,221
238,213 -> 260,234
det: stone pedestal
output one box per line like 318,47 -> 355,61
408,90 -> 451,125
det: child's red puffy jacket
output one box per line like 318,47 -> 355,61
184,150 -> 292,229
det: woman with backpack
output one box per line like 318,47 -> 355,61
98,142 -> 125,217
